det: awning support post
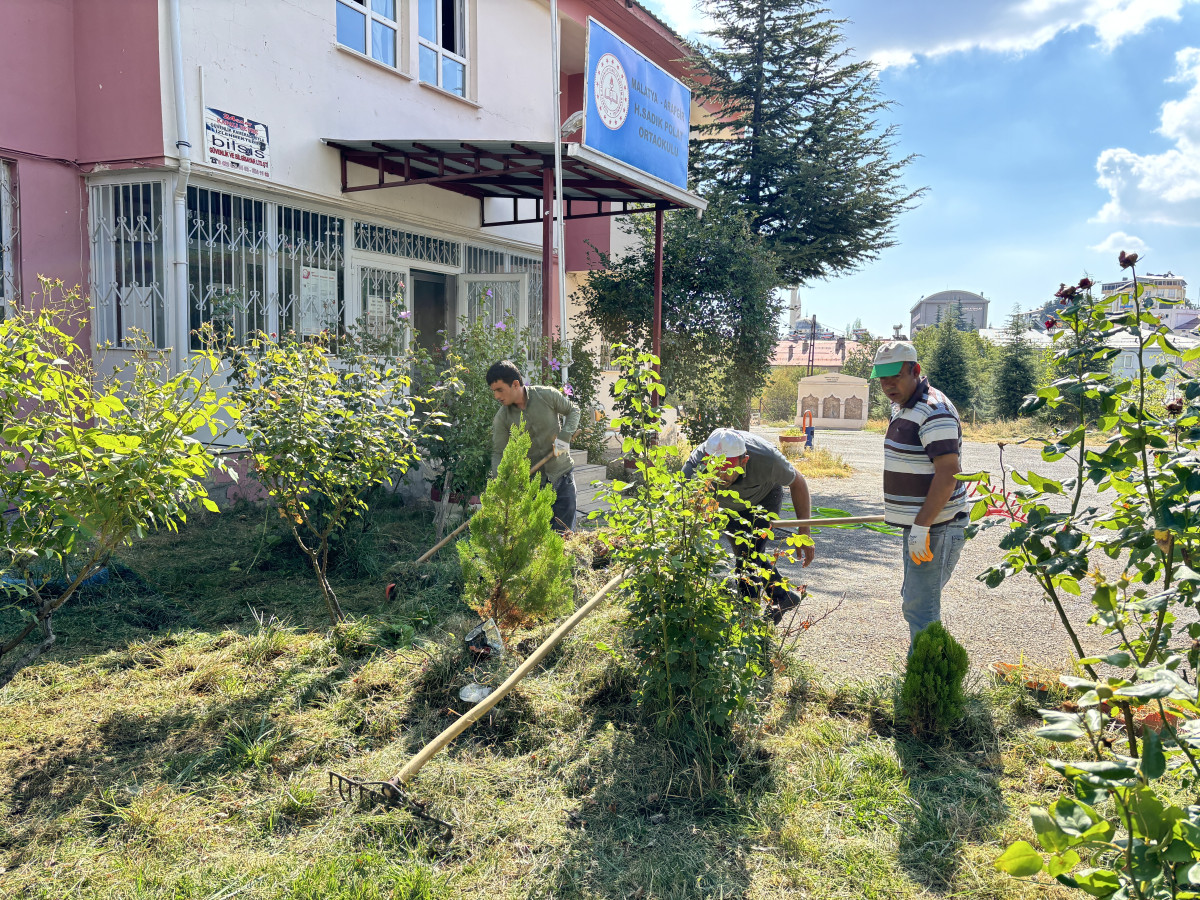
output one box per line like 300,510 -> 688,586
652,206 -> 664,404
542,163 -> 554,340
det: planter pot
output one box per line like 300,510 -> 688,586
1135,707 -> 1181,733
779,435 -> 805,445
989,660 -> 1054,694
430,487 -> 472,504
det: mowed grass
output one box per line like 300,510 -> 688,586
0,500 -> 1078,899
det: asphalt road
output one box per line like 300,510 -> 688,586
754,427 -> 1116,680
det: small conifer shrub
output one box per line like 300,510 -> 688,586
900,621 -> 969,737
457,421 -> 571,634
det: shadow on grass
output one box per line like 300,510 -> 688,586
891,693 -> 1009,893
529,720 -> 768,899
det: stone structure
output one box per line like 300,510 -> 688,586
797,373 -> 869,431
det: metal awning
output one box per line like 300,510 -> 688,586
322,139 -> 705,226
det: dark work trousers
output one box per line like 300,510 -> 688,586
727,484 -> 791,606
549,470 -> 577,533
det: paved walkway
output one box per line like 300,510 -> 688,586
757,428 -> 1115,680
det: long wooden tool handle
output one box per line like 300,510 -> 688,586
415,521 -> 469,565
394,570 -> 624,786
415,452 -> 557,565
772,515 -> 887,527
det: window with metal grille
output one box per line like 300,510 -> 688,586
187,186 -> 269,349
0,160 -> 18,318
354,222 -> 460,267
91,181 -> 167,348
279,205 -> 345,338
465,245 -> 542,336
418,0 -> 467,96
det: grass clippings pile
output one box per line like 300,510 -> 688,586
1,502 -> 1078,899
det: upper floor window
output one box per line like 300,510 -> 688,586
337,0 -> 398,68
418,0 -> 467,96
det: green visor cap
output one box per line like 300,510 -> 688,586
870,362 -> 904,378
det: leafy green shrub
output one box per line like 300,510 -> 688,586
986,260 -> 1200,896
416,312 -> 602,533
601,347 -> 805,757
900,621 -> 968,737
0,278 -> 235,689
225,332 -> 443,623
457,421 -> 571,634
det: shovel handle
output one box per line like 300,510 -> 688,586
415,452 -> 557,565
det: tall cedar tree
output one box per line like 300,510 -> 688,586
690,0 -> 923,285
922,304 -> 973,413
578,195 -> 780,438
992,310 -> 1038,419
457,421 -> 571,635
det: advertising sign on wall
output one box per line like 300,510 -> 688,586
583,18 -> 690,189
204,108 -> 271,179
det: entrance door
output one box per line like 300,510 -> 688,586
411,270 -> 447,352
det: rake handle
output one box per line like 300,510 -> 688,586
771,515 -> 886,527
393,570 -> 624,786
415,451 -> 556,565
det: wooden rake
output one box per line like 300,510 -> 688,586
329,570 -> 624,837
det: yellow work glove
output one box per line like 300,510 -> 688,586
908,524 -> 933,565
553,438 -> 570,457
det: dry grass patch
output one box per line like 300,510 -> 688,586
782,444 -> 854,478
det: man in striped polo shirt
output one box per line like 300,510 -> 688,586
870,341 -> 968,646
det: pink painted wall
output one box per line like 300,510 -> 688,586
561,72 -> 610,271
74,0 -> 164,165
0,0 -> 161,319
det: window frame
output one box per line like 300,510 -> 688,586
417,0 -> 469,97
0,159 -> 18,317
336,0 -> 402,70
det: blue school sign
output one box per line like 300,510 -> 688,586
583,18 -> 690,189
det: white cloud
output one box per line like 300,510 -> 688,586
1094,48 -> 1200,226
1088,231 -> 1150,255
646,0 -> 1198,68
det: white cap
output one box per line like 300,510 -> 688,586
703,428 -> 747,458
870,341 -> 918,377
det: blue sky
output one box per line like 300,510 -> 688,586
644,0 -> 1200,335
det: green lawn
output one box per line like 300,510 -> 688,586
0,501 -> 1075,899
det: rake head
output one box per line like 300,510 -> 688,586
328,771 -> 454,838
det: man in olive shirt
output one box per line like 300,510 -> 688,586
487,360 -> 581,532
683,428 -> 815,622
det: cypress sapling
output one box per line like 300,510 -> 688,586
900,620 -> 969,737
457,420 -> 571,634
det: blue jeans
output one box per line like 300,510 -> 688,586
901,518 -> 966,645
550,471 -> 577,533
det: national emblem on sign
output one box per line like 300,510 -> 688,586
593,52 -> 629,131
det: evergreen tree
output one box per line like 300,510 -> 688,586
577,195 -> 781,440
840,336 -> 889,418
923,306 -> 973,413
457,422 -> 571,635
992,309 -> 1038,419
690,0 -> 923,285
